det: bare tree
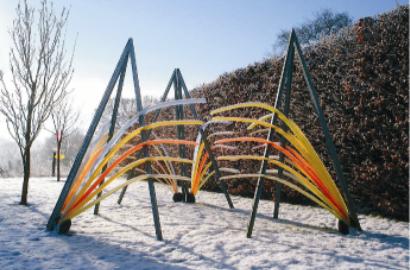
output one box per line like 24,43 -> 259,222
0,0 -> 74,205
275,9 -> 352,51
50,100 -> 79,182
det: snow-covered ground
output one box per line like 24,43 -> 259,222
0,177 -> 408,269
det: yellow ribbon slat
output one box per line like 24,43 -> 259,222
211,102 -> 347,212
65,124 -> 201,208
65,157 -> 193,217
211,107 -> 348,213
219,173 -> 345,222
216,154 -> 340,215
64,174 -> 192,221
76,120 -> 203,204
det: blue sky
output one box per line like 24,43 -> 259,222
0,0 -> 405,140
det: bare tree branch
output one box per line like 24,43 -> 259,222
49,98 -> 79,182
50,98 -> 79,139
0,0 -> 74,204
275,9 -> 353,52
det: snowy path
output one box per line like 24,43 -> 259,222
0,178 -> 408,269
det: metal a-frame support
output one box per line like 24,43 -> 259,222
117,68 -> 234,208
174,69 -> 190,199
46,39 -> 163,241
93,55 -> 127,215
178,70 -> 234,208
246,30 -> 361,238
198,125 -> 235,209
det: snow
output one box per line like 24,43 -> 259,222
0,177 -> 408,270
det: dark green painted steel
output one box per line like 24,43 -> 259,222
199,126 -> 235,209
116,70 -> 176,205
273,43 -> 294,219
247,30 -> 361,238
47,39 -> 165,241
174,69 -> 189,198
94,56 -> 128,215
129,40 -> 163,240
178,70 -> 198,118
46,40 -> 132,231
177,69 -> 234,208
247,32 -> 295,238
116,67 -> 233,208
292,35 -> 361,231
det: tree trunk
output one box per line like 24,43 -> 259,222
52,151 -> 56,177
57,140 -> 61,182
21,99 -> 33,205
20,146 -> 31,205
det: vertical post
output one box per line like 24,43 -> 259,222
94,59 -> 127,215
175,69 -> 189,198
247,31 -> 295,238
178,70 -> 198,118
46,40 -> 132,231
273,44 -> 294,219
117,70 -> 176,204
129,40 -> 163,240
293,36 -> 361,230
117,173 -> 131,204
